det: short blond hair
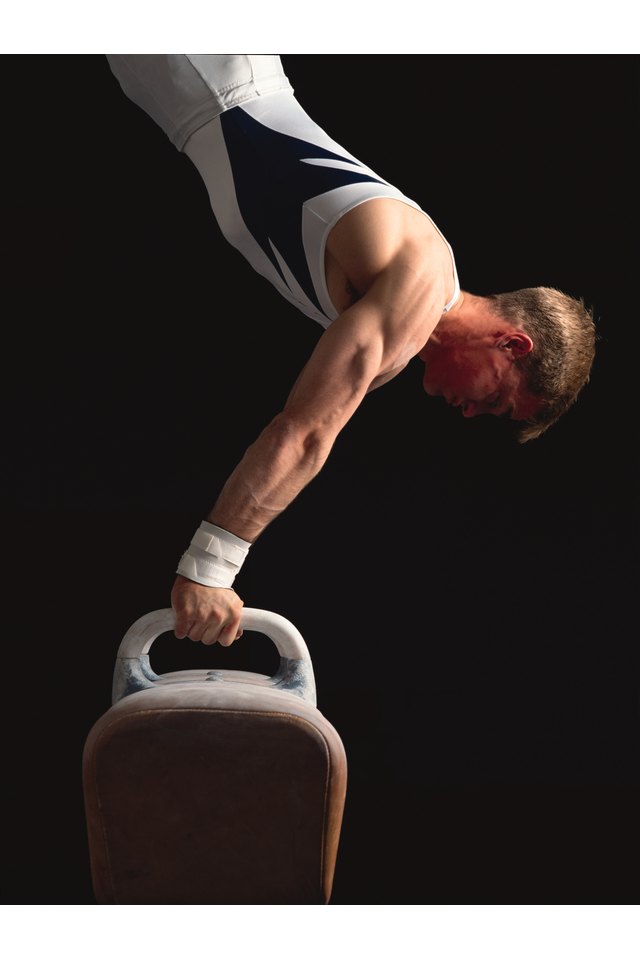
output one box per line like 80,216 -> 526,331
488,287 -> 596,443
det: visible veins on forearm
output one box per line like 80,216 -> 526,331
208,415 -> 330,542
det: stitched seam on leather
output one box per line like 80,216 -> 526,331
87,749 -> 119,904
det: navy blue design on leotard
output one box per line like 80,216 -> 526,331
220,108 -> 386,313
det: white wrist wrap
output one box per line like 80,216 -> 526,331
176,521 -> 251,588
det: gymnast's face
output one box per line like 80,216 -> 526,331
419,331 -> 539,420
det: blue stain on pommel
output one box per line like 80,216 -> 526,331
111,655 -> 316,706
271,657 -> 317,706
112,655 -> 160,704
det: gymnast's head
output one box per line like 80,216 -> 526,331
419,286 -> 596,442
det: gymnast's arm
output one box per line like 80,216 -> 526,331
171,266 -> 437,647
171,304 -> 384,646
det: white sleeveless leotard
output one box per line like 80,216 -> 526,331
106,55 -> 461,327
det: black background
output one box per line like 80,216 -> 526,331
2,54 -> 638,905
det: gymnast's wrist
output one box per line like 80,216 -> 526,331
176,520 -> 251,588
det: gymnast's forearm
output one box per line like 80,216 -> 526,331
208,413 -> 334,543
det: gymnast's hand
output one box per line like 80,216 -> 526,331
171,575 -> 244,646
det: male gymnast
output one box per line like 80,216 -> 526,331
106,54 -> 596,647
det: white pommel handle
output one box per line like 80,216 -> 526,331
116,607 -> 311,661
112,607 -> 316,706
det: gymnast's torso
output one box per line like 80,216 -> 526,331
183,89 -> 461,329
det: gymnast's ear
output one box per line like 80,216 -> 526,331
496,332 -> 534,358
